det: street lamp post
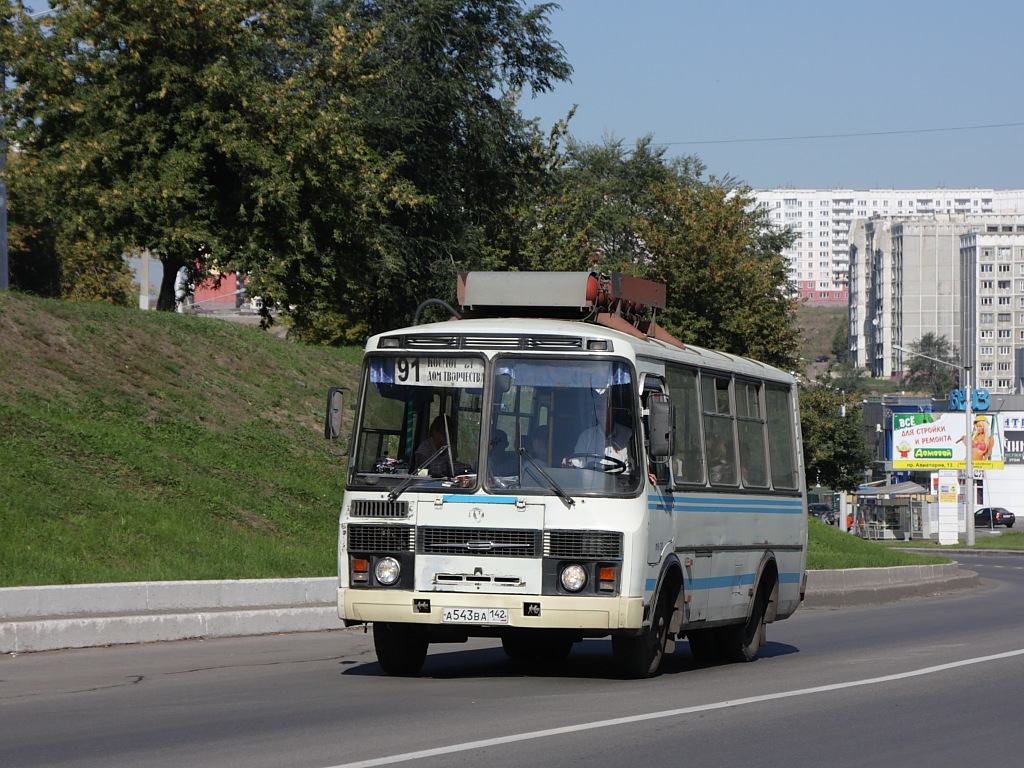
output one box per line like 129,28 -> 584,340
893,345 -> 975,546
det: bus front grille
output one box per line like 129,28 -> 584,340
545,530 -> 623,559
418,527 -> 540,557
347,524 -> 415,552
349,499 -> 410,518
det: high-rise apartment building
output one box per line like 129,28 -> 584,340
849,214 -> 1024,395
752,188 -> 1024,303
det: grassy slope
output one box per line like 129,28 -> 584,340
0,293 -> 940,587
0,292 -> 360,586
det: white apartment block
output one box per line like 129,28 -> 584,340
849,215 -> 1024,395
753,188 -> 1024,304
962,225 -> 1024,394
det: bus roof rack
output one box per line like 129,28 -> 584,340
456,271 -> 686,350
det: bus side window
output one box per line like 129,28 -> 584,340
736,380 -> 769,488
665,365 -> 704,485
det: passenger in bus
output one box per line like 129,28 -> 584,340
570,390 -> 631,470
414,414 -> 469,477
527,425 -> 550,466
487,429 -> 518,475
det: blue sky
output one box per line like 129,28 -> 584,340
523,0 -> 1024,190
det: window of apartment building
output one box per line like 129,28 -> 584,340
980,330 -> 994,339
1018,280 -> 1024,291
999,313 -> 1011,322
999,330 -> 1011,339
981,346 -> 994,356
981,363 -> 994,372
1019,330 -> 1024,340
981,264 -> 994,272
1000,297 -> 1011,305
999,346 -> 1012,355
981,313 -> 994,323
784,198 -> 798,206
999,247 -> 1012,257
981,379 -> 994,388
999,379 -> 1012,389
982,280 -> 994,289
982,297 -> 993,305
999,362 -> 1011,372
999,264 -> 1011,272
999,280 -> 1011,290
857,210 -> 866,217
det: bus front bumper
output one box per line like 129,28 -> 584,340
339,588 -> 645,631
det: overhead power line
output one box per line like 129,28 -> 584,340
664,121 -> 1024,146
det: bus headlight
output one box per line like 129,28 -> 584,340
560,564 -> 588,592
375,557 -> 401,586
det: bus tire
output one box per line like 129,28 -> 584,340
717,578 -> 769,663
373,622 -> 428,676
611,585 -> 673,678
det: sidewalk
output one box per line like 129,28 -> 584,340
0,565 -> 980,654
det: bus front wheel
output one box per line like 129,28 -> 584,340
373,622 -> 428,676
611,586 -> 673,678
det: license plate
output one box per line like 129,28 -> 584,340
441,607 -> 509,624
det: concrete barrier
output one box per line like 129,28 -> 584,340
0,578 -> 341,654
803,563 -> 979,608
0,565 -> 981,654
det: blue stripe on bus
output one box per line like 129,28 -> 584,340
648,572 -> 802,592
648,496 -> 803,514
443,495 -> 519,504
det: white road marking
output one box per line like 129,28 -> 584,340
323,648 -> 1024,768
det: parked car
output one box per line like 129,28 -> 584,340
975,507 -> 1016,528
808,502 -> 835,524
814,355 -> 830,362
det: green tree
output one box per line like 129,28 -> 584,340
521,137 -> 802,369
830,320 -> 848,362
821,358 -> 868,394
798,383 -> 870,493
271,0 -> 574,340
903,333 -> 958,396
3,0 -> 315,308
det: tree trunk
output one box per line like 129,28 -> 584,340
156,253 -> 187,311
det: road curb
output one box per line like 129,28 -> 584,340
803,563 -> 979,609
0,565 -> 983,654
0,578 -> 341,654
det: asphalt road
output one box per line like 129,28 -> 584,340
3,553 -> 1023,768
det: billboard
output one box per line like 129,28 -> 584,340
892,412 -> 1003,470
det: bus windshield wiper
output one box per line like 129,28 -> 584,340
517,447 -> 575,509
387,444 -> 448,501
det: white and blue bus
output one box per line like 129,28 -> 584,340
325,272 -> 807,677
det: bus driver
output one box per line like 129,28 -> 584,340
570,389 -> 631,471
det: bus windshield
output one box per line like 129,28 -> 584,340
349,355 -> 484,492
486,358 -> 641,496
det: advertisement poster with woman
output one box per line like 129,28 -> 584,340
892,412 -> 1003,470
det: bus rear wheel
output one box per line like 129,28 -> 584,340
373,622 -> 428,676
717,580 -> 769,663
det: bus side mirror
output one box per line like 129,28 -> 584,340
647,393 -> 674,458
324,387 -> 352,454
